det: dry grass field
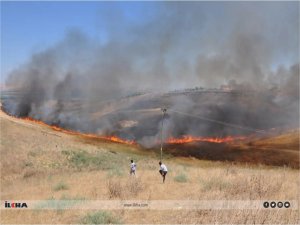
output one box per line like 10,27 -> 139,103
0,110 -> 299,224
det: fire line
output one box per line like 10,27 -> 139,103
167,135 -> 246,144
13,115 -> 136,145
3,110 -> 247,145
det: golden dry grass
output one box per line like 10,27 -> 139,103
0,110 -> 299,224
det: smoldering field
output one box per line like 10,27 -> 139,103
2,2 -> 299,148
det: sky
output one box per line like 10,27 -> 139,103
1,1 -> 299,87
1,1 -> 161,83
1,1 -> 99,83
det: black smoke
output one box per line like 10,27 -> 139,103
2,2 -> 299,147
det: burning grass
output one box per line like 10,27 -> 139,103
1,108 -> 253,146
4,109 -> 299,168
167,135 -> 246,144
7,113 -> 136,145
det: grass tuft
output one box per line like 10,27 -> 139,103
174,173 -> 188,183
200,177 -> 231,191
126,178 -> 144,196
81,211 -> 122,224
53,181 -> 69,191
107,179 -> 123,199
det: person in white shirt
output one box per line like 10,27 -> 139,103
159,161 -> 168,183
130,160 -> 136,175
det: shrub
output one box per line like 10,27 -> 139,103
66,150 -> 122,170
174,173 -> 188,183
81,211 -> 122,224
23,168 -> 36,178
69,151 -> 90,168
53,181 -> 69,191
34,195 -> 84,211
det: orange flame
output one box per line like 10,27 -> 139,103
21,117 -> 135,145
167,135 -> 246,144
5,111 -> 245,146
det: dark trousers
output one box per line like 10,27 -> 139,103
159,170 -> 167,183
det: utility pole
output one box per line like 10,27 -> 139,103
160,108 -> 167,162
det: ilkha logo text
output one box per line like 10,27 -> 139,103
5,201 -> 28,208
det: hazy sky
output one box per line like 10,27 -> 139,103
1,1 -> 299,85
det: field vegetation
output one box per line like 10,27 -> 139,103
0,110 -> 299,224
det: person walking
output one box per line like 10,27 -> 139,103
158,161 -> 168,183
130,159 -> 136,176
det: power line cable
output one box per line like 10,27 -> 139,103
169,109 -> 265,133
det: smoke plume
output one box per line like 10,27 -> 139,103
2,2 -> 299,147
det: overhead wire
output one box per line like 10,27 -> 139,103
168,109 -> 265,134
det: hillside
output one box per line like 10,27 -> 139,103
161,130 -> 299,168
249,130 -> 299,150
0,110 -> 299,224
